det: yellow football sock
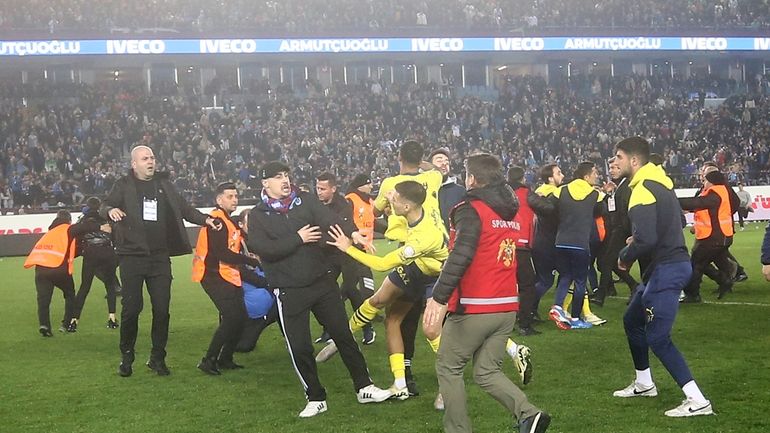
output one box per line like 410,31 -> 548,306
349,299 -> 381,332
582,294 -> 593,316
427,335 -> 441,353
390,353 -> 406,388
563,290 -> 573,311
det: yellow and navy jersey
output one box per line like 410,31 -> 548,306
619,163 -> 689,280
374,170 -> 445,242
346,207 -> 448,277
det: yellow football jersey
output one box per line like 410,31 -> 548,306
374,170 -> 446,242
347,208 -> 448,276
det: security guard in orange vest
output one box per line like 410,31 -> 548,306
679,169 -> 736,301
193,182 -> 260,375
344,175 -> 378,302
24,210 -> 101,336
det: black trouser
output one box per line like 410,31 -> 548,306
73,252 -> 120,318
340,258 -> 375,307
35,266 -> 75,329
274,273 -> 372,401
401,298 -> 425,365
236,304 -> 280,353
202,275 -> 248,362
597,231 -> 639,300
118,253 -> 172,362
684,240 -> 733,298
516,249 -> 537,328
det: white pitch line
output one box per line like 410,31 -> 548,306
607,296 -> 770,308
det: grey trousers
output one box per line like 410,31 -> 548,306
436,311 -> 540,433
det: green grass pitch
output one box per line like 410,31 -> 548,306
2,224 -> 769,433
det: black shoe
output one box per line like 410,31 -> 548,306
519,411 -> 551,433
146,359 -> 171,376
39,326 -> 53,337
313,331 -> 331,345
734,272 -> 748,283
680,295 -> 702,304
197,357 -> 221,375
717,284 -> 733,300
107,319 -> 119,329
66,321 -> 77,333
531,312 -> 544,324
217,359 -> 244,370
118,361 -> 133,377
405,368 -> 420,397
362,327 -> 376,345
518,326 -> 541,336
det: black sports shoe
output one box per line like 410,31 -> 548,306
66,321 -> 78,333
107,319 -> 119,329
197,357 -> 221,375
734,272 -> 748,283
39,326 -> 53,337
146,359 -> 171,376
118,361 -> 133,377
314,331 -> 331,345
217,359 -> 244,370
680,295 -> 702,304
518,326 -> 541,336
362,327 -> 376,345
519,411 -> 551,433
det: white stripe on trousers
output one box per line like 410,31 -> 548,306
273,288 -> 309,394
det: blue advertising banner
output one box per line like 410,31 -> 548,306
0,36 -> 768,56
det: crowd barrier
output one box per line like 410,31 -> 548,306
2,188 -> 769,257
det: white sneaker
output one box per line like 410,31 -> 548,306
356,384 -> 392,403
388,385 -> 409,401
315,341 -> 338,363
584,313 -> 607,326
434,392 -> 444,410
298,400 -> 327,418
512,345 -> 533,385
613,382 -> 658,398
664,398 -> 713,417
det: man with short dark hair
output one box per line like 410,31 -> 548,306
548,161 -> 603,330
325,180 -> 448,401
425,153 -> 550,433
613,136 -> 713,418
101,145 -> 219,377
248,161 -> 390,418
193,182 -> 260,375
532,164 -> 563,314
314,172 -> 376,346
429,147 -> 466,233
70,196 -> 121,331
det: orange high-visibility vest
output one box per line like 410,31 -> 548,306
24,224 -> 76,275
345,192 -> 375,243
192,209 -> 242,286
595,216 -> 606,242
693,185 -> 734,240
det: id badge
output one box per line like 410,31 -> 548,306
608,196 -> 616,212
143,199 -> 158,221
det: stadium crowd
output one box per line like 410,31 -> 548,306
1,0 -> 768,34
1,72 -> 769,212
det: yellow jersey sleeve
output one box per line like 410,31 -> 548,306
374,177 -> 396,212
346,245 -> 410,272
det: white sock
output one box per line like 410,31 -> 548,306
635,368 -> 654,387
394,378 -> 407,389
682,380 -> 707,403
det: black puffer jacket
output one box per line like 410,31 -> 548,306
432,182 -> 519,304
